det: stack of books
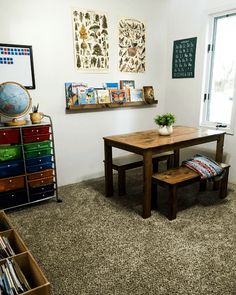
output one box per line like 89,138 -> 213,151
0,236 -> 15,259
0,258 -> 31,294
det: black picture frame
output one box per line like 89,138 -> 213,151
172,37 -> 197,79
0,43 -> 36,89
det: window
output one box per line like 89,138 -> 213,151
201,11 -> 236,134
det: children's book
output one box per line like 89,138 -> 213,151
143,86 -> 155,103
78,87 -> 97,104
119,80 -> 135,90
130,89 -> 144,102
65,82 -> 75,107
103,82 -> 119,90
65,82 -> 88,107
119,80 -> 135,102
96,89 -> 111,103
110,89 -> 126,103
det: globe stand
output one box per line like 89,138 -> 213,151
5,118 -> 27,126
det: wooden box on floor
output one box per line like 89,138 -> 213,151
0,210 -> 50,294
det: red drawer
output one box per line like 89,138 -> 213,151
23,133 -> 50,143
0,129 -> 19,144
22,125 -> 50,136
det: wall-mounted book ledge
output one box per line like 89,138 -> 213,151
66,100 -> 158,112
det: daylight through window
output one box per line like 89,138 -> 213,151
201,11 -> 236,133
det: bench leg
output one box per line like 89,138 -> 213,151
199,179 -> 207,191
151,183 -> 158,209
219,167 -> 229,199
152,159 -> 159,173
167,154 -> 175,169
168,185 -> 177,220
118,168 -> 126,196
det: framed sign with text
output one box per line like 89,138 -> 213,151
172,37 -> 197,79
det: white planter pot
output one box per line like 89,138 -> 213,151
158,125 -> 173,136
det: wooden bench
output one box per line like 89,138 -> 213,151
105,151 -> 174,196
152,163 -> 230,220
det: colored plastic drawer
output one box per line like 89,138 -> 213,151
0,160 -> 24,178
0,189 -> 28,209
24,148 -> 51,159
0,129 -> 19,144
28,176 -> 54,188
30,189 -> 54,202
26,162 -> 53,173
22,125 -> 50,136
27,169 -> 53,180
24,140 -> 51,151
29,184 -> 54,194
0,175 -> 25,193
29,183 -> 54,194
26,155 -> 52,166
0,145 -> 21,162
23,133 -> 50,143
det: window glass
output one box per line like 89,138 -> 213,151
202,12 -> 236,132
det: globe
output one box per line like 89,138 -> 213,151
0,81 -> 32,126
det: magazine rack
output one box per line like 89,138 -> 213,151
66,100 -> 158,112
0,210 -> 51,294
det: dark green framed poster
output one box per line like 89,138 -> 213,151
172,37 -> 197,78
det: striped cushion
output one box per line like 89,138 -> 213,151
182,154 -> 223,179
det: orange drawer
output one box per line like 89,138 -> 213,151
27,169 -> 54,180
28,176 -> 54,188
0,175 -> 25,192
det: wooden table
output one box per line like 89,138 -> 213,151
103,126 -> 225,218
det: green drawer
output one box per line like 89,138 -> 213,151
24,148 -> 51,159
0,145 -> 21,162
24,140 -> 51,151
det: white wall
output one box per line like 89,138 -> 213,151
0,0 -> 169,186
1,0 -> 236,185
165,0 -> 236,183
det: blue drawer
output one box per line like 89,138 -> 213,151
26,155 -> 52,166
0,189 -> 28,209
26,162 -> 53,173
0,160 -> 24,178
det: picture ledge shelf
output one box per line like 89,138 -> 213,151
66,100 -> 158,112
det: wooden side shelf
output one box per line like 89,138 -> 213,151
66,100 -> 158,111
0,210 -> 50,294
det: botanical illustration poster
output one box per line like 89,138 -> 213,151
72,9 -> 109,72
118,18 -> 145,73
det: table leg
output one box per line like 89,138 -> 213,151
214,134 -> 225,190
215,134 -> 224,163
173,149 -> 180,167
142,150 -> 153,218
104,141 -> 113,197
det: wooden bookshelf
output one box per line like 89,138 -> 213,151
0,210 -> 50,294
66,100 -> 158,112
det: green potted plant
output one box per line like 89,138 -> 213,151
154,113 -> 176,135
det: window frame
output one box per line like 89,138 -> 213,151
201,10 -> 236,135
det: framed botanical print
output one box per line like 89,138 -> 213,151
72,9 -> 109,72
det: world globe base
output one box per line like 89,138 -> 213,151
5,118 -> 27,126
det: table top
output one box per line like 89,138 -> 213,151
103,126 -> 225,150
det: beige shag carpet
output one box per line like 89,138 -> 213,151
8,169 -> 236,295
